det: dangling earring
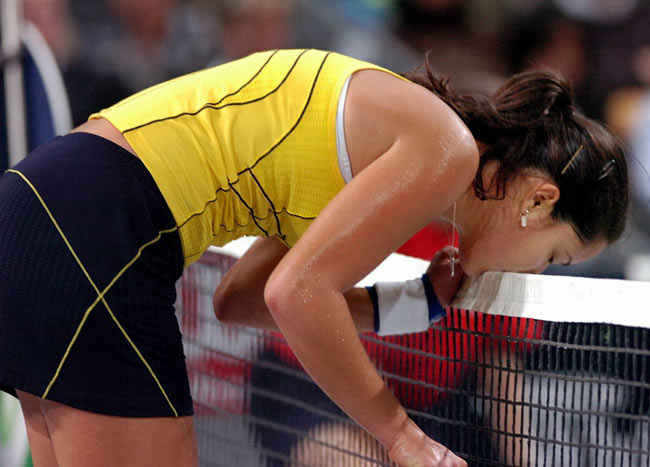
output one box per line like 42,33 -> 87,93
520,209 -> 529,228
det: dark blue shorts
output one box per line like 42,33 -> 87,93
0,133 -> 193,417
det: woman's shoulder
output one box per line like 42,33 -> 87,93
344,69 -> 478,175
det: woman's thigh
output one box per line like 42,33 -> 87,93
17,390 -> 58,467
40,396 -> 197,467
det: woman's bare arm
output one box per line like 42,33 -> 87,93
263,70 -> 477,464
213,237 -> 374,332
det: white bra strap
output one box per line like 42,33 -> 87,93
336,76 -> 353,184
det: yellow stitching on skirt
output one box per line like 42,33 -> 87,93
7,169 -> 180,416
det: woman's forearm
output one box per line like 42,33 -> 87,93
214,237 -> 375,332
215,280 -> 375,332
265,286 -> 410,448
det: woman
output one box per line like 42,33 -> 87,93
0,48 -> 627,466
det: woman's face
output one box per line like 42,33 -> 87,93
460,218 -> 606,276
456,172 -> 607,276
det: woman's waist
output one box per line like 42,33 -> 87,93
71,118 -> 138,158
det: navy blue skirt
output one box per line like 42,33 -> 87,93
0,133 -> 193,417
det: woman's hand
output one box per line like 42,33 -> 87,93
425,246 -> 465,307
387,419 -> 467,467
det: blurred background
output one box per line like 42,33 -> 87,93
3,0 -> 650,274
6,0 -> 650,277
1,0 -> 650,463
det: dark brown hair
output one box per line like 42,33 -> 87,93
403,57 -> 629,244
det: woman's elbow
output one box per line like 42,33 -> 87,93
213,289 -> 232,323
263,274 -> 304,323
213,287 -> 249,325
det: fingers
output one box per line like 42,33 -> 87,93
432,246 -> 459,264
425,439 -> 467,467
437,448 -> 467,467
426,247 -> 466,307
387,427 -> 466,467
439,245 -> 459,259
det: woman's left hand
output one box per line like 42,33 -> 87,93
425,246 -> 465,307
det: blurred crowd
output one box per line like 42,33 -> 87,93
15,0 -> 650,278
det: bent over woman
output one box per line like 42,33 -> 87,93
0,49 -> 628,466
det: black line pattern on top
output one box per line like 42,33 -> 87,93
228,182 -> 270,237
175,51 -> 331,236
247,169 -> 286,241
182,206 -> 316,258
122,49 -> 306,134
179,184 -> 316,229
244,52 -> 331,173
277,209 -> 317,221
176,186 -> 232,229
218,218 -> 250,232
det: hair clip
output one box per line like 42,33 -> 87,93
598,159 -> 616,180
561,145 -> 584,175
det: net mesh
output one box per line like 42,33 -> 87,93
177,250 -> 650,467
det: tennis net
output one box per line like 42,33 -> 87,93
176,245 -> 650,466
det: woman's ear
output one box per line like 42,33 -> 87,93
532,182 -> 560,208
520,177 -> 560,219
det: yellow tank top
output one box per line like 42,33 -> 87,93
93,49 -> 404,265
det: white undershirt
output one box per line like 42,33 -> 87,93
336,76 -> 353,184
